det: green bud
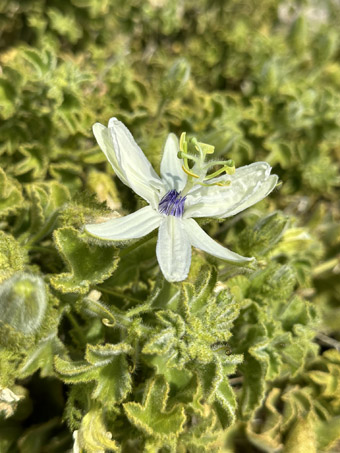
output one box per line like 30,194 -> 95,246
161,58 -> 190,99
289,16 -> 308,54
237,212 -> 289,257
0,273 -> 47,335
312,31 -> 338,64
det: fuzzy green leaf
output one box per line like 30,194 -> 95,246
0,232 -> 27,284
25,181 -> 70,241
13,144 -> 48,179
284,417 -> 316,453
316,416 -> 340,451
51,227 -> 119,294
55,343 -> 132,405
0,168 -> 24,217
74,407 -> 119,453
19,334 -> 66,378
124,375 -> 186,439
213,377 -> 237,428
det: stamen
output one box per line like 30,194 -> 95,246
181,165 -> 200,178
159,190 -> 186,217
178,131 -> 236,194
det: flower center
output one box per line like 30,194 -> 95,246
178,133 -> 236,196
158,190 -> 186,217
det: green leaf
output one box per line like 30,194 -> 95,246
0,168 -> 24,217
245,387 -> 283,453
239,353 -> 267,419
86,170 -> 121,211
0,232 -> 27,284
17,417 -> 62,453
19,334 -> 66,378
0,78 -> 17,119
55,343 -> 132,405
13,144 -> 48,180
178,413 -> 221,452
0,420 -> 22,453
26,181 -> 70,241
51,227 -> 119,294
49,162 -> 83,191
74,407 -> 119,453
47,8 -> 82,43
284,417 -> 316,453
22,48 -> 57,78
195,360 -> 223,401
124,375 -> 186,439
316,416 -> 340,451
213,377 -> 237,428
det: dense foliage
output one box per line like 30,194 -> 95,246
0,0 -> 339,451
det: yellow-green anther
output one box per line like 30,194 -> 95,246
198,142 -> 215,155
224,165 -> 235,175
179,132 -> 187,154
216,180 -> 232,187
178,131 -> 236,191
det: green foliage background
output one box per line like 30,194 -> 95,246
0,0 -> 339,451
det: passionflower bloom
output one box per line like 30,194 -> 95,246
85,118 -> 278,282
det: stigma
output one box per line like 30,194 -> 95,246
158,190 -> 186,217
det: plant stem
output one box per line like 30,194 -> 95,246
97,286 -> 142,304
315,332 -> 340,351
313,257 -> 339,277
66,312 -> 87,345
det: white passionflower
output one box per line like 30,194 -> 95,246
85,118 -> 278,282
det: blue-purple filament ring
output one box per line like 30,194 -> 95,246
158,190 -> 186,217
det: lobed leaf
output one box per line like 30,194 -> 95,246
51,227 -> 119,294
124,375 -> 186,440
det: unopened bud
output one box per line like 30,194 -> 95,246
161,58 -> 191,99
0,273 -> 47,335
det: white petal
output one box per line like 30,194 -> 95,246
93,122 -> 130,186
184,218 -> 253,263
219,174 -> 278,217
85,206 -> 161,241
108,118 -> 164,208
156,216 -> 191,282
160,133 -> 187,192
184,162 -> 276,218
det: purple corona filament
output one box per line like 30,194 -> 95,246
158,190 -> 186,217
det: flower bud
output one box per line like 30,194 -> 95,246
0,273 -> 47,335
160,58 -> 190,99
